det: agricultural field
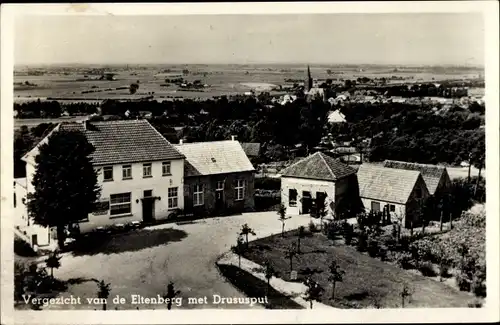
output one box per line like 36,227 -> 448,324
14,64 -> 483,103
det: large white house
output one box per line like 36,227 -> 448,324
14,119 -> 186,248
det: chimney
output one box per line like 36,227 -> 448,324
179,139 -> 183,145
231,135 -> 236,141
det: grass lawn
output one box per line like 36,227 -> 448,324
242,229 -> 474,309
217,265 -> 303,309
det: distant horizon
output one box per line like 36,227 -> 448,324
15,13 -> 485,67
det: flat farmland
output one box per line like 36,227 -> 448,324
14,65 -> 483,102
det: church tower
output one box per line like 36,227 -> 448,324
305,65 -> 313,92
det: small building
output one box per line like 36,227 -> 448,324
327,110 -> 347,124
240,142 -> 262,160
280,152 -> 357,217
356,164 -> 430,228
174,138 -> 255,216
382,160 -> 451,197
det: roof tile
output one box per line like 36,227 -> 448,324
280,152 -> 356,181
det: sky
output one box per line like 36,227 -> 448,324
14,13 -> 485,66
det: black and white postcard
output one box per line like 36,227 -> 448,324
1,2 -> 499,324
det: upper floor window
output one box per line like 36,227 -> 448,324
216,181 -> 224,191
235,179 -> 245,201
103,166 -> 113,181
193,184 -> 204,206
162,161 -> 171,176
143,163 -> 152,178
389,204 -> 396,212
122,165 -> 132,180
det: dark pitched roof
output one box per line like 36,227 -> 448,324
383,160 -> 448,195
280,152 -> 356,181
240,142 -> 261,157
357,164 -> 426,204
24,120 -> 184,166
174,140 -> 255,177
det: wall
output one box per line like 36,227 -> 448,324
281,177 -> 336,216
24,157 -> 185,234
360,197 -> 406,225
79,159 -> 185,232
183,171 -> 255,216
405,176 -> 431,228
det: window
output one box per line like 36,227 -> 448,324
122,165 -> 132,180
371,201 -> 381,212
144,190 -> 152,197
235,179 -> 245,201
143,163 -> 152,178
103,166 -> 113,181
168,187 -> 178,209
289,189 -> 297,207
193,184 -> 204,206
389,204 -> 396,212
110,193 -> 132,216
415,189 -> 422,199
216,181 -> 224,191
162,162 -> 171,176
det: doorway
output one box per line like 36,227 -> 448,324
142,190 -> 155,222
302,191 -> 312,214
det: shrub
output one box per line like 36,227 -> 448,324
397,235 -> 412,252
356,232 -> 368,252
367,237 -> 380,257
344,223 -> 354,245
456,273 -> 471,292
308,221 -> 318,233
439,260 -> 452,279
396,252 -> 416,270
418,261 -> 437,277
472,278 -> 486,298
323,220 -> 343,240
378,246 -> 388,261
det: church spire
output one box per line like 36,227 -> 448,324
306,65 -> 313,91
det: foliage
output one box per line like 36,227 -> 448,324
343,222 -> 354,245
27,130 -> 101,248
254,177 -> 281,190
240,224 -> 256,247
367,237 -> 380,258
277,204 -> 288,237
400,282 -> 414,308
418,261 -> 437,277
308,221 -> 318,233
45,251 -> 62,278
396,252 -> 417,270
297,226 -> 306,254
356,231 -> 368,252
164,281 -> 181,310
303,276 -> 325,309
327,261 -> 345,300
323,220 -> 343,241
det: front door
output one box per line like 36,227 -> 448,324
302,191 -> 312,215
215,181 -> 224,213
142,190 -> 155,222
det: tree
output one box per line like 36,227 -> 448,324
400,282 -> 413,308
45,250 -> 61,279
164,281 -> 181,310
264,261 -> 277,296
239,224 -> 256,248
277,204 -> 290,237
97,280 -> 111,311
327,261 -> 345,300
231,235 -> 245,268
297,226 -> 306,254
303,276 -> 324,309
284,243 -> 299,272
27,130 -> 101,249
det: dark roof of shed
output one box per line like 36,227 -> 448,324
280,152 -> 356,181
383,160 -> 448,195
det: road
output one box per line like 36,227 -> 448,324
42,212 -> 312,310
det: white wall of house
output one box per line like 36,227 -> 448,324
21,158 -> 185,236
281,177 -> 337,216
14,179 -> 52,247
79,159 -> 185,233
